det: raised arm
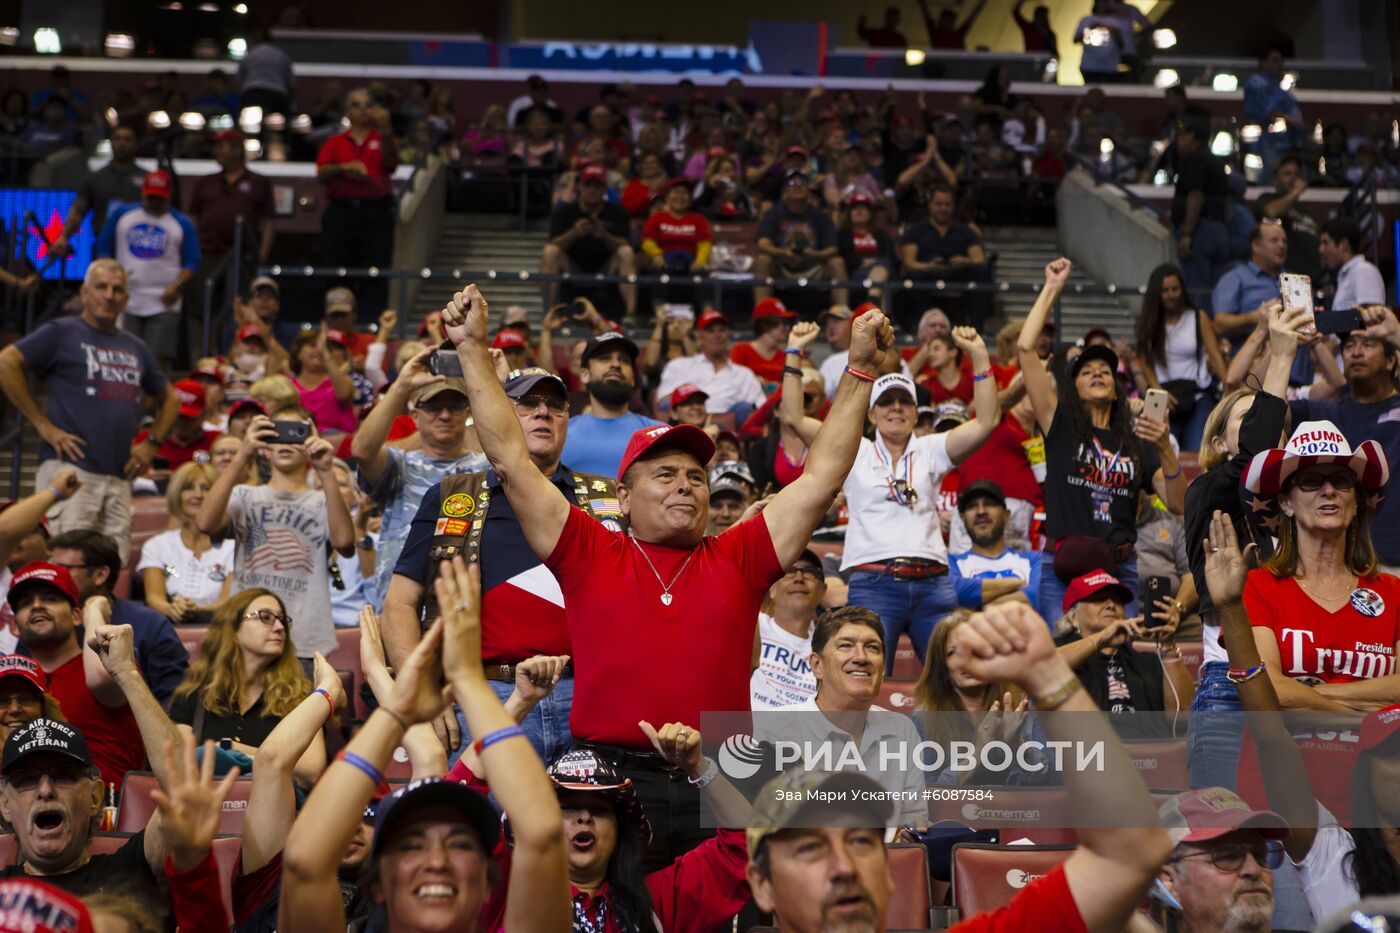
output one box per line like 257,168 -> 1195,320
88,622 -> 182,786
0,468 -> 78,568
778,322 -> 823,447
1016,259 -> 1070,433
307,434 -> 355,551
359,604 -> 450,779
353,348 -> 441,484
943,327 -> 999,464
197,416 -> 273,534
951,603 -> 1173,933
444,285 -> 570,560
761,310 -> 895,568
438,557 -> 570,933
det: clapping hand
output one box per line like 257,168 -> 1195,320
975,691 -> 1031,747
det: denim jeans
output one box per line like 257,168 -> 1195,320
1176,219 -> 1231,310
1186,662 -> 1243,790
449,675 -> 576,766
847,571 -> 958,674
1037,553 -> 1139,624
1170,398 -> 1212,454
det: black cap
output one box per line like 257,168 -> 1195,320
958,479 -> 1007,512
371,778 -> 501,862
581,331 -> 640,366
1069,343 -> 1119,379
503,367 -> 567,399
2,719 -> 92,774
792,548 -> 824,572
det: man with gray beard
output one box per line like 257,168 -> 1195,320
559,331 -> 662,478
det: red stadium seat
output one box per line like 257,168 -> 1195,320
0,833 -> 15,865
887,843 -> 935,929
1125,738 -> 1190,791
950,843 -> 1075,915
89,831 -> 136,856
875,679 -> 917,711
178,624 -> 210,662
893,635 -> 923,680
119,771 -> 253,835
328,628 -> 369,719
384,745 -> 415,780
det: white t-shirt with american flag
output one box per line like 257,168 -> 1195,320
226,485 -> 335,657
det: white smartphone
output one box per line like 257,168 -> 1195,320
1279,273 -> 1315,333
1142,387 -> 1170,423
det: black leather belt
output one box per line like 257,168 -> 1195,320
574,741 -> 678,773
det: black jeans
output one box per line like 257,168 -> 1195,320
317,197 -> 395,314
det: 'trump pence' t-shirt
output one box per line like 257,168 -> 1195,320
1245,569 -> 1400,684
226,485 -> 336,657
545,508 -> 783,748
14,316 -> 168,477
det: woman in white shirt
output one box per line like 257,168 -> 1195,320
138,461 -> 234,623
1133,262 -> 1226,452
781,321 -> 999,672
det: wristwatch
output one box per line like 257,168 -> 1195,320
357,535 -> 375,551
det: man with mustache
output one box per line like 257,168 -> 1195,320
560,331 -> 662,478
749,602 -> 1173,933
949,480 -> 1040,608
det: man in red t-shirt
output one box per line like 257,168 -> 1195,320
441,281 -> 893,868
731,297 -> 796,387
314,86 -> 399,314
133,378 -> 218,470
7,562 -> 144,787
746,603 -> 1172,933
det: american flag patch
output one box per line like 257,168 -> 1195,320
244,522 -> 315,574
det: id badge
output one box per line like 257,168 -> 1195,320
1091,490 -> 1113,523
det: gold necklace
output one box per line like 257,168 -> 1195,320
1296,574 -> 1356,601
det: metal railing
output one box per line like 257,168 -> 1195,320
199,216 -> 245,358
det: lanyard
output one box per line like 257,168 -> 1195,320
873,436 -> 916,507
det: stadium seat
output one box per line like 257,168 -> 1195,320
119,770 -> 254,835
0,833 -> 15,865
89,831 -> 136,856
892,635 -> 922,680
887,843 -> 935,929
328,627 -> 369,719
178,624 -> 210,662
950,843 -> 1076,915
876,679 -> 917,711
1125,738 -> 1190,790
384,745 -> 415,780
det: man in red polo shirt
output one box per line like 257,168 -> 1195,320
440,281 -> 893,870
8,562 -> 143,787
315,86 -> 398,315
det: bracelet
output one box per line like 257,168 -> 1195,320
338,750 -> 383,786
313,688 -> 336,720
1031,676 -> 1084,711
1159,643 -> 1182,660
376,707 -> 409,731
47,485 -> 62,500
844,365 -> 876,383
688,756 -> 719,788
784,347 -> 804,356
971,369 -> 992,382
473,725 -> 526,756
783,366 -> 804,379
1226,662 -> 1266,684
1163,465 -> 1182,480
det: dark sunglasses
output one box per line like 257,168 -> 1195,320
512,394 -> 568,414
1290,471 -> 1358,492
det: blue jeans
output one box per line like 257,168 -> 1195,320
1176,219 -> 1231,311
1186,662 -> 1243,790
1037,552 -> 1139,623
1171,397 -> 1212,454
449,675 -> 576,766
847,571 -> 958,675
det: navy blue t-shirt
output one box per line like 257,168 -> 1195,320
900,220 -> 982,264
756,203 -> 838,254
15,316 -> 168,477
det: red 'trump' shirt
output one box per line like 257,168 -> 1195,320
642,211 -> 713,259
730,342 -> 785,385
545,507 -> 783,747
955,413 -> 1044,505
47,654 -> 146,787
315,129 -> 399,200
1245,570 -> 1400,684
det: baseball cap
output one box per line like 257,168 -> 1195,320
491,329 -> 527,350
784,145 -> 808,158
958,479 -> 1007,512
324,287 -> 356,315
872,373 -> 917,405
323,329 -> 352,350
212,128 -> 245,144
847,192 -> 875,206
747,770 -> 894,859
710,476 -> 751,500
1069,344 -> 1119,380
1358,703 -> 1400,754
933,400 -> 969,429
173,378 -> 206,418
190,363 -> 223,383
0,878 -> 95,933
141,170 -> 172,198
580,164 -> 607,185
370,778 -> 501,862
820,306 -> 853,323
228,398 -> 266,420
1,719 -> 93,775
502,367 -> 566,399
582,331 -> 640,365
414,378 -> 468,405
1061,570 -> 1133,614
696,308 -> 728,330
617,424 -> 716,482
1158,787 -> 1288,847
501,306 -> 530,328
1082,327 -> 1112,345
790,548 -> 824,573
709,460 -> 756,488
665,177 -> 693,194
669,384 -> 708,408
249,275 -> 279,295
235,323 -> 267,344
546,749 -> 652,844
7,562 -> 80,610
752,297 -> 796,322
0,655 -> 48,695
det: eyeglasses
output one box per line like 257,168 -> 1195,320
0,693 -> 41,710
1171,840 -> 1285,873
6,765 -> 88,792
512,394 -> 568,415
786,565 -> 823,581
243,609 -> 292,630
1290,471 -> 1358,492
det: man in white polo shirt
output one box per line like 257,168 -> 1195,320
656,307 -> 766,423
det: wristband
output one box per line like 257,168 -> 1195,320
1226,662 -> 1266,684
783,366 -> 804,379
313,688 -> 336,720
473,725 -> 526,756
844,365 -> 876,383
338,750 -> 383,785
971,369 -> 992,382
47,485 -> 63,501
784,347 -> 804,356
1031,676 -> 1084,711
1163,464 -> 1182,480
688,756 -> 719,788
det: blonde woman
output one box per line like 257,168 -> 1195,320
170,588 -> 326,784
137,461 -> 234,624
248,374 -> 300,415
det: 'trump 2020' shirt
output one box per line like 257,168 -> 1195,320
1245,569 -> 1400,684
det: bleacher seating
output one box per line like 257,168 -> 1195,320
887,843 -> 936,929
950,843 -> 1076,915
876,679 -> 917,711
118,770 -> 254,835
327,627 -> 368,719
1125,738 -> 1190,791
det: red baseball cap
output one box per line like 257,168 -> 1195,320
670,384 -> 709,408
212,128 -> 245,144
580,164 -> 607,185
324,329 -> 352,350
752,297 -> 796,322
1159,787 -> 1288,846
492,329 -> 527,350
142,170 -> 172,198
1359,703 -> 1400,753
0,654 -> 48,694
617,423 -> 716,481
228,398 -> 266,420
847,192 -> 875,206
191,363 -> 223,383
8,562 -> 80,609
853,301 -> 881,319
173,378 -> 206,418
785,145 -> 808,158
696,308 -> 729,330
235,324 -> 267,344
1061,570 -> 1133,614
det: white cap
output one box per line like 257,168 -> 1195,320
872,373 -> 917,405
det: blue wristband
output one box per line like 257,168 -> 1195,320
339,751 -> 383,785
473,725 -> 526,756
784,347 -> 803,356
